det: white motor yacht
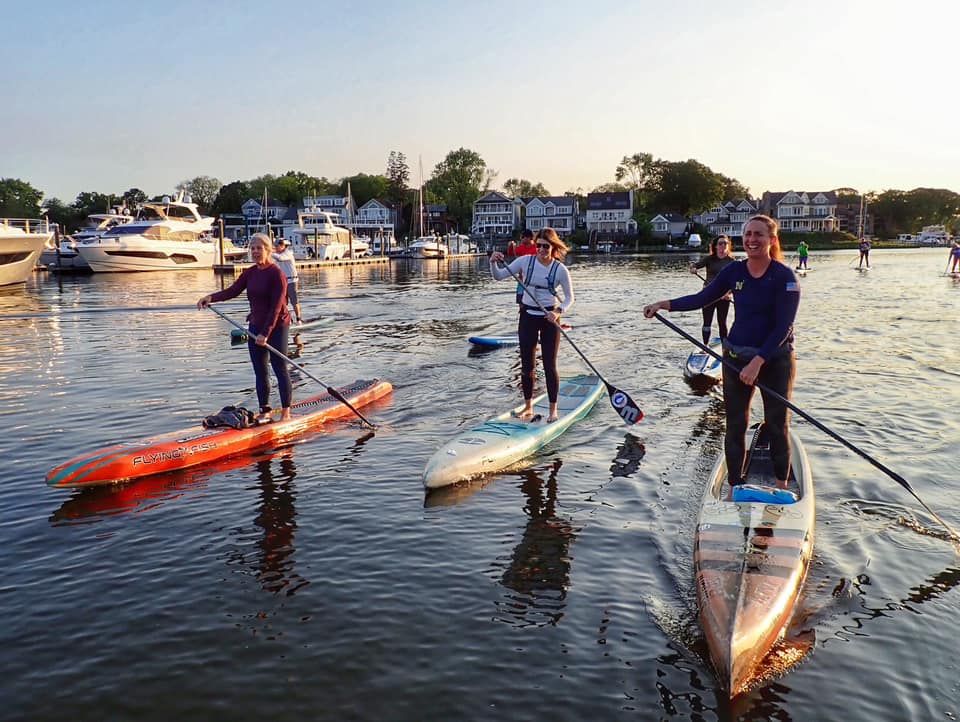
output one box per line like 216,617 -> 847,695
76,193 -> 216,271
0,219 -> 52,286
42,210 -> 135,270
409,235 -> 448,258
285,210 -> 351,260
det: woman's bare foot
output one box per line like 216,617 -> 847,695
512,405 -> 534,420
546,414 -> 559,423
280,408 -> 292,421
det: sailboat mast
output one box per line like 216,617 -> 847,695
418,156 -> 425,238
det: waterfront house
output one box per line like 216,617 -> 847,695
693,199 -> 759,238
241,197 -> 289,222
834,201 -> 874,237
426,204 -> 454,235
523,196 -> 579,237
760,191 -> 838,233
356,199 -> 397,228
649,212 -> 691,240
585,191 -> 636,234
471,191 -> 521,237
302,194 -> 357,223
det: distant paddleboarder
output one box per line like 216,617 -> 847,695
949,240 -> 960,274
857,238 -> 871,269
490,227 -> 575,423
796,240 -> 809,270
644,215 -> 800,490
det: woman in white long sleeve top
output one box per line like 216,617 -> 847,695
489,227 -> 575,422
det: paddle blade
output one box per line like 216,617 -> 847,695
606,384 -> 643,425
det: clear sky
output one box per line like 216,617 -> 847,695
3,0 -> 957,203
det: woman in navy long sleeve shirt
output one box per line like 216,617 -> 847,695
198,233 -> 292,421
644,215 -> 800,488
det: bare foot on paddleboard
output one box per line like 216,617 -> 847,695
546,414 -> 559,423
511,408 -> 534,421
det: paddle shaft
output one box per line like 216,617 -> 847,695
654,312 -> 960,542
207,305 -> 377,429
496,260 -> 642,424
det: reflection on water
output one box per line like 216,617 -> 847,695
494,460 -> 578,628
253,454 -> 307,596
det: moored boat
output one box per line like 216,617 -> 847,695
0,219 -> 52,286
694,423 -> 814,696
47,378 -> 392,488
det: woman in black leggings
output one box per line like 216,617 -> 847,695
490,228 -> 575,422
690,235 -> 736,344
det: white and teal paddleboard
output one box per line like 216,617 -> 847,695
684,338 -> 723,382
230,316 -> 334,341
467,335 -> 519,348
423,374 -> 604,489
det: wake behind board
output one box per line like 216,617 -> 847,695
47,378 -> 392,488
230,315 -> 334,341
684,338 -> 723,382
694,423 -> 814,697
422,374 -> 603,489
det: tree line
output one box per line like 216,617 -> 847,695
3,148 -> 959,239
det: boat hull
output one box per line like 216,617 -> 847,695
76,237 -> 218,271
422,375 -> 603,488
694,425 -> 815,696
0,229 -> 50,286
47,379 -> 392,488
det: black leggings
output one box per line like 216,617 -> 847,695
518,310 -> 562,402
722,351 -> 795,484
701,299 -> 730,344
248,323 -> 292,412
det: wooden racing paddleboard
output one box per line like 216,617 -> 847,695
683,338 -> 723,382
47,378 -> 392,488
422,374 -> 603,489
230,316 -> 334,341
694,423 -> 814,697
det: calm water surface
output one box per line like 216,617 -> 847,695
1,249 -> 958,721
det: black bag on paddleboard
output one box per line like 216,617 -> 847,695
201,405 -> 257,430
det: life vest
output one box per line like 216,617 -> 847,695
524,255 -> 560,303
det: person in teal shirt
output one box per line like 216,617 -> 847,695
796,240 -> 809,270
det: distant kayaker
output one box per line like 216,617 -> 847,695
858,238 -> 871,269
796,240 -> 809,270
689,235 -> 736,344
272,237 -> 302,325
490,227 -> 575,423
644,215 -> 800,490
949,240 -> 960,273
197,233 -> 292,422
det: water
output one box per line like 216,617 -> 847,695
1,250 -> 958,721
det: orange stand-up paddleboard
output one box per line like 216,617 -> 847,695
47,378 -> 392,489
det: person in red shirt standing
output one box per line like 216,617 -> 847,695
198,233 -> 292,422
512,228 -> 538,305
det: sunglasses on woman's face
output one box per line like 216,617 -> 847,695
536,242 -> 551,249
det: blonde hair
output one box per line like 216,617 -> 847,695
249,232 -> 273,251
743,214 -> 783,262
536,227 -> 569,261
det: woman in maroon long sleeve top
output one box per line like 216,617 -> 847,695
198,233 -> 292,421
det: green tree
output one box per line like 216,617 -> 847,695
122,188 -> 147,209
386,151 -> 411,233
615,152 -> 659,208
73,191 -> 116,217
502,178 -> 550,198
871,187 -> 960,237
429,147 -> 490,231
650,160 -> 728,216
43,197 -> 83,230
338,173 -> 390,209
591,182 -> 630,194
177,176 -> 222,212
0,178 -> 44,218
211,180 -> 251,215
